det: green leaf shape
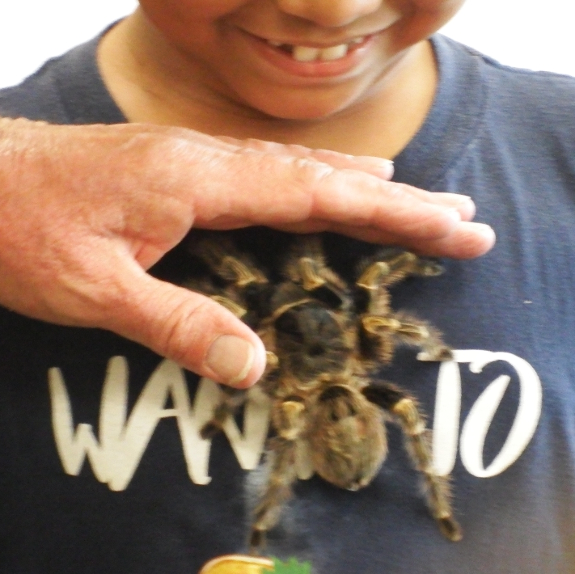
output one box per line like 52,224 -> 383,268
263,556 -> 312,574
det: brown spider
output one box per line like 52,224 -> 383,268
184,233 -> 462,553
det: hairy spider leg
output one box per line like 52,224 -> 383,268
191,235 -> 269,287
281,237 -> 350,311
355,253 -> 452,364
284,236 -> 326,289
200,386 -> 248,439
199,341 -> 278,439
250,399 -> 305,553
357,250 -> 444,290
187,238 -> 278,439
362,383 -> 462,542
361,312 -> 453,362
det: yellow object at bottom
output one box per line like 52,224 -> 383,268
199,555 -> 274,574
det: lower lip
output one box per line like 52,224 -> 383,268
244,33 -> 374,79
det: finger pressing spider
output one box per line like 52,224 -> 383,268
184,233 -> 461,553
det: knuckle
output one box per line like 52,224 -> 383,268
122,129 -> 200,169
286,156 -> 336,187
156,296 -> 212,365
154,293 -> 231,369
132,132 -> 187,162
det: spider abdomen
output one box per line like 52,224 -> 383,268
309,386 -> 387,490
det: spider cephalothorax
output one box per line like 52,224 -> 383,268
184,233 -> 462,552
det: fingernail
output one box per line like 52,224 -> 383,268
455,196 -> 476,220
379,159 -> 395,179
477,223 -> 497,243
446,207 -> 462,223
205,335 -> 255,386
358,156 -> 394,179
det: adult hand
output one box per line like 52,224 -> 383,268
0,118 -> 494,387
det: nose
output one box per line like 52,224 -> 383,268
275,0 -> 382,27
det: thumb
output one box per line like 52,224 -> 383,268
103,268 -> 267,388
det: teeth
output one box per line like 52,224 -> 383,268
292,45 -> 322,62
268,37 -> 365,63
318,44 -> 348,61
291,43 -> 349,62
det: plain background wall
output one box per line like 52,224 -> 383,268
1,0 -> 574,89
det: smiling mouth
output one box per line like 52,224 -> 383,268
265,37 -> 368,62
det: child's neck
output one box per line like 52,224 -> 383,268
98,11 -> 437,160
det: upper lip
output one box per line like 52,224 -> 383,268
270,38 -> 364,47
250,32 -> 374,48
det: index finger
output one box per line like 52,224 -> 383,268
191,151 -> 477,240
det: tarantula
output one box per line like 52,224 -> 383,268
184,233 -> 462,552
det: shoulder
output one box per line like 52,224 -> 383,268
0,32 -> 125,125
439,36 -> 575,115
0,57 -> 69,122
434,35 -> 575,156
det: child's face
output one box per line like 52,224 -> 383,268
137,0 -> 465,120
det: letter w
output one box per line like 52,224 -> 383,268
49,356 -> 271,491
49,356 -> 212,491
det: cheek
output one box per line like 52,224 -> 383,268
410,0 -> 466,10
137,0 -> 244,44
414,0 -> 467,25
389,0 -> 466,46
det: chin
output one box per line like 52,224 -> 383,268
243,92 -> 359,121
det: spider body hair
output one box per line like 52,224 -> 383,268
184,233 -> 462,552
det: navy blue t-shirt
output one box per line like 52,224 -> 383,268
1,32 -> 575,573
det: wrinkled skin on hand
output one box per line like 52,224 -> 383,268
0,118 -> 494,387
